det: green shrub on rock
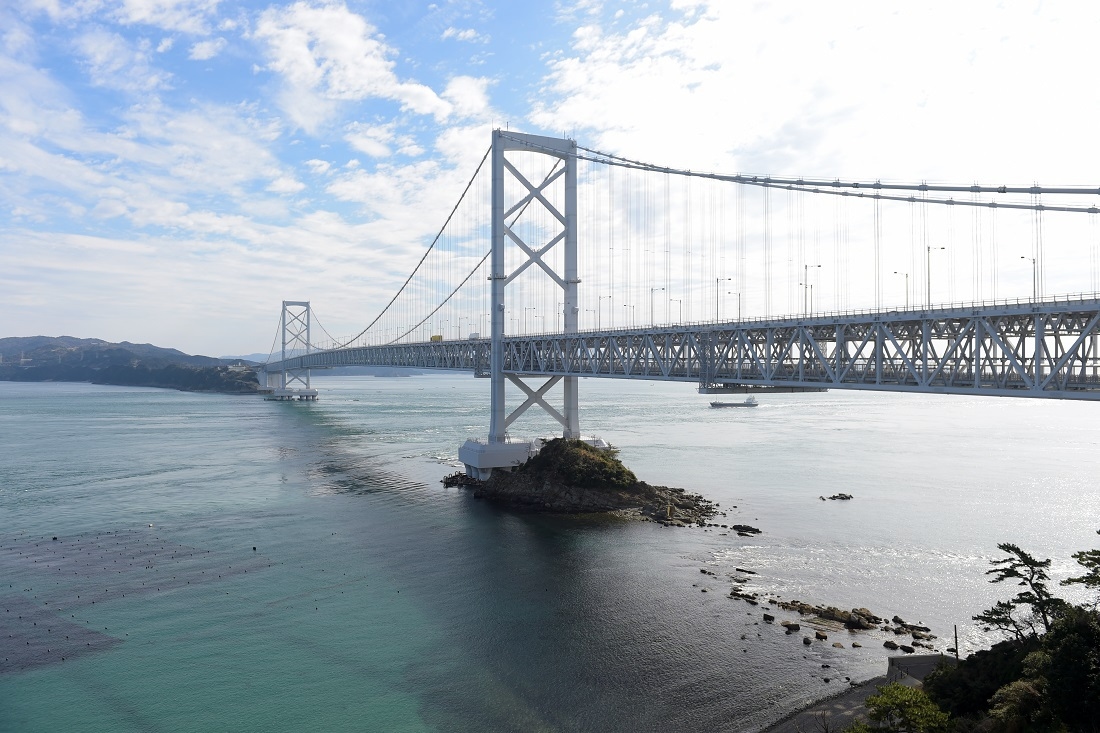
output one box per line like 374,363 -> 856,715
844,683 -> 948,733
518,438 -> 637,491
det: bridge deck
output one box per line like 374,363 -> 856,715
263,298 -> 1100,400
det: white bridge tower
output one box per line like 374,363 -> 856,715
459,130 -> 582,478
263,300 -> 319,401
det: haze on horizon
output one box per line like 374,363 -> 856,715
4,0 -> 1100,357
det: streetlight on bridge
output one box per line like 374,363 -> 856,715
623,304 -> 635,327
801,265 -> 821,315
585,308 -> 596,329
716,277 -> 732,322
1020,256 -> 1038,301
926,246 -> 945,306
650,287 -> 665,325
669,298 -> 682,324
524,306 -> 536,334
726,291 -> 741,322
893,271 -> 909,309
599,295 -> 612,330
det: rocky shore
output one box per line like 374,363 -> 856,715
446,437 -> 946,725
725,582 -> 942,654
446,438 -> 718,525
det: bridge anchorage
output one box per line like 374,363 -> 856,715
260,129 -> 1100,478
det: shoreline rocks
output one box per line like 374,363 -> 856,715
718,571 -> 941,652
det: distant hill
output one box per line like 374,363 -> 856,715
220,352 -> 271,364
0,336 -> 258,393
0,336 -> 229,368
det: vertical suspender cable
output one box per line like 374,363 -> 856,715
609,163 -> 615,328
661,171 -> 667,323
685,175 -> 693,322
1091,210 -> 1099,294
947,201 -> 956,304
764,186 -> 771,317
972,188 -> 982,302
738,182 -> 746,318
921,190 -> 929,306
991,203 -> 998,300
874,194 -> 882,309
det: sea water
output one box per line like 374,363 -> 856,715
1,376 -> 1098,732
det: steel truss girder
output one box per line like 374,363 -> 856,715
264,299 -> 1100,400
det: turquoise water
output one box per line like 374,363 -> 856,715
2,377 -> 1099,732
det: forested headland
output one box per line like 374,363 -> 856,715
0,336 -> 259,394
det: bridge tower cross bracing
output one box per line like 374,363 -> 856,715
460,130 -> 580,479
266,300 -> 318,400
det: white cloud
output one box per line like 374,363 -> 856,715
24,0 -> 222,35
434,122 -> 492,167
531,1 -> 1100,184
441,27 -> 487,43
342,121 -> 430,159
253,1 -> 452,133
1,13 -> 36,57
0,65 -> 298,231
267,175 -> 305,193
157,37 -> 174,52
109,0 -> 223,35
74,29 -> 172,92
305,158 -> 331,174
344,122 -> 394,157
441,75 -> 492,119
188,37 -> 226,60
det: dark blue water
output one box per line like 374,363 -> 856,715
2,377 -> 1098,732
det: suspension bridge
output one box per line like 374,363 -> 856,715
261,130 -> 1100,478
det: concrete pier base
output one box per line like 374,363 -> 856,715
262,388 -> 319,401
458,435 -> 612,480
458,439 -> 538,480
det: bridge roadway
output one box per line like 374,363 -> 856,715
262,296 -> 1100,400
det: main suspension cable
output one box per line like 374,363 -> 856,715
386,158 -> 565,344
498,136 -> 1100,214
333,145 -> 492,348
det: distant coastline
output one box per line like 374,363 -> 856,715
0,335 -> 259,394
0,362 -> 260,394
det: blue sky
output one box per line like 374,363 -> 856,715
4,1 -> 1100,355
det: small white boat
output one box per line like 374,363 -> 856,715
710,396 -> 758,408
